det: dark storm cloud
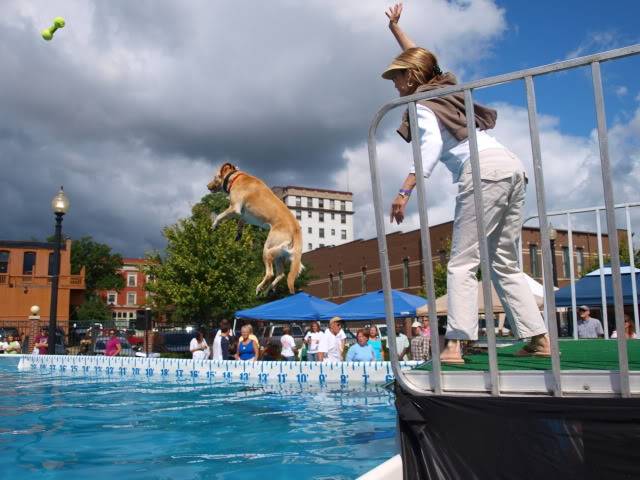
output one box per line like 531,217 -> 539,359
0,0 -> 506,256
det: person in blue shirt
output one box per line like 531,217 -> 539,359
368,326 -> 385,361
347,329 -> 376,362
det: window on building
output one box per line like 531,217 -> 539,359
576,248 -> 584,275
306,197 -> 312,208
308,243 -> 313,250
331,213 -> 335,220
107,292 -> 117,305
530,245 -> 540,277
48,252 -> 56,276
403,258 -> 410,288
338,271 -> 343,296
112,312 -> 116,319
296,210 -> 302,220
319,212 -> 324,222
296,196 -> 301,207
128,274 -> 137,287
330,199 -> 335,210
331,229 -> 335,236
341,230 -> 347,240
117,312 -> 122,318
341,213 -> 346,224
361,267 -> 367,293
23,252 -> 36,275
341,200 -> 346,211
307,210 -> 312,218
562,246 -> 571,278
329,274 -> 334,297
308,227 -> 312,234
319,199 -> 324,209
0,251 -> 8,274
319,243 -> 325,248
127,292 -> 136,306
319,229 -> 325,239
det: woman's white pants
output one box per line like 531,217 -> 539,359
445,152 -> 548,341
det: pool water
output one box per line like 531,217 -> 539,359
0,359 -> 398,479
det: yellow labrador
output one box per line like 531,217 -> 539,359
207,163 -> 303,295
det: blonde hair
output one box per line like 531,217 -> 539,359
392,47 -> 442,90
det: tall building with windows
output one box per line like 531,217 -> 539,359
272,186 -> 355,252
102,258 -> 149,329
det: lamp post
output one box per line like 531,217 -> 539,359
48,187 -> 70,354
548,225 -> 559,288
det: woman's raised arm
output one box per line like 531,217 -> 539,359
385,3 -> 417,51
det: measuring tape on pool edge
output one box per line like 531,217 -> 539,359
18,355 -> 420,387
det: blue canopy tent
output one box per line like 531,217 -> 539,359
555,270 -> 640,307
235,292 -> 338,321
320,289 -> 427,321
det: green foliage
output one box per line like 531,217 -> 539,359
144,192 -> 311,325
69,236 -> 125,294
75,295 -> 112,322
582,237 -> 640,277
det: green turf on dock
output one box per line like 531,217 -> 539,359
416,339 -> 640,371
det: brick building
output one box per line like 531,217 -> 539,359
302,221 -> 615,303
0,240 -> 85,345
102,258 -> 150,329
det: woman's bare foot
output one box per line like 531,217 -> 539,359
515,333 -> 551,357
440,339 -> 465,364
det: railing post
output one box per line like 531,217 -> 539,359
595,210 -> 610,338
625,206 -> 639,335
591,61 -> 630,397
525,75 -> 562,396
566,213 -> 579,339
463,89 -> 500,396
407,102 -> 442,394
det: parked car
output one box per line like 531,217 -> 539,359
153,331 -> 193,354
93,336 -> 134,356
257,324 -> 306,350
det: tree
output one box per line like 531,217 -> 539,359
75,295 -> 113,324
144,192 -> 311,325
69,236 -> 125,294
582,236 -> 640,277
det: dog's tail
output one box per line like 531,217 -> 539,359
287,226 -> 304,294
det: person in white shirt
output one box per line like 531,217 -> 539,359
212,319 -> 233,361
394,322 -> 410,361
317,317 -> 344,362
383,3 -> 549,363
304,321 -> 323,361
280,326 -> 297,361
190,330 -> 210,361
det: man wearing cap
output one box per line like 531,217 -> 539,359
577,306 -> 604,338
317,317 -> 344,362
410,320 -> 430,362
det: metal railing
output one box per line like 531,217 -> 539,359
522,202 -> 640,340
367,44 -> 640,398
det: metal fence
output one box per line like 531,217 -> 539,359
367,44 -> 640,398
522,202 -> 640,341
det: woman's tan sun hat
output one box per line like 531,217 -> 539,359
381,58 -> 410,80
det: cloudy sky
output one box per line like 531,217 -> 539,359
1,0 -> 639,257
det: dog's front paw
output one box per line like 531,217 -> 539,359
210,212 -> 218,228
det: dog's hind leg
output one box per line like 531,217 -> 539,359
268,256 -> 286,292
255,247 -> 276,295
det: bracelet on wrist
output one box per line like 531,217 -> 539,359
398,189 -> 412,198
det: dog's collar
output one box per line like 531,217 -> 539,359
222,171 -> 243,194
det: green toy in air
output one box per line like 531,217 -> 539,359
42,17 -> 65,41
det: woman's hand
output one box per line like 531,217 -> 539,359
385,3 -> 403,25
390,194 -> 409,224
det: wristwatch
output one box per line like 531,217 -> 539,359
398,189 -> 411,198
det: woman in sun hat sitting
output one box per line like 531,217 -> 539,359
382,3 -> 550,363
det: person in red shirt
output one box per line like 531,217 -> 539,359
34,327 -> 49,355
105,330 -> 122,357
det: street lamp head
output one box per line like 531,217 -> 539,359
51,186 -> 70,214
548,224 -> 558,241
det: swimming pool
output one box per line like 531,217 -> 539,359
0,358 -> 398,479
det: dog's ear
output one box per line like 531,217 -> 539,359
219,162 -> 238,176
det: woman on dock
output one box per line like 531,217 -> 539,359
383,3 -> 550,363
